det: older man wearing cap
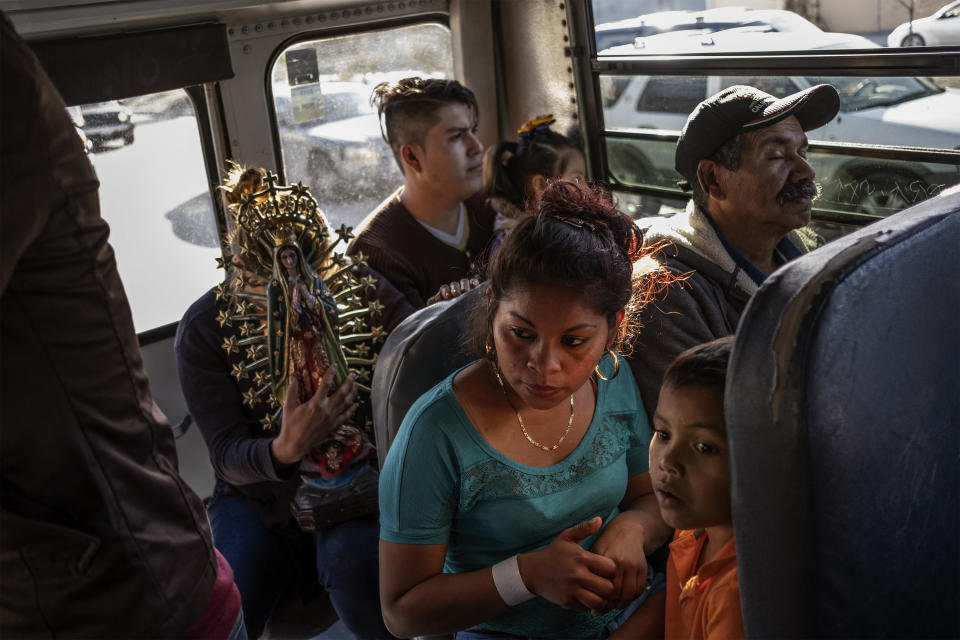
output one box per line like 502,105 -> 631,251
629,83 -> 840,415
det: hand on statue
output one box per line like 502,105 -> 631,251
270,365 -> 359,466
426,278 -> 480,305
516,517 -> 617,612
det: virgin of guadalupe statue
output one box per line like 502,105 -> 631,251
220,165 -> 382,528
267,241 -> 348,402
266,240 -> 376,480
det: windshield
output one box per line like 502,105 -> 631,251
807,76 -> 944,111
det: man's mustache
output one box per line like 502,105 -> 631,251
777,180 -> 819,205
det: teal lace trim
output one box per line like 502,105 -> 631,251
459,412 -> 636,512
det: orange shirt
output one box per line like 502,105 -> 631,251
665,529 -> 744,640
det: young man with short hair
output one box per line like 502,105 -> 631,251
347,77 -> 494,329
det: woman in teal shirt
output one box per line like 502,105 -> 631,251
379,180 -> 674,639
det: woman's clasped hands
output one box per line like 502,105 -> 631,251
515,516 -> 648,614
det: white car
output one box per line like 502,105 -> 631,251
79,100 -> 135,151
66,106 -> 93,153
274,81 -> 400,198
595,7 -> 823,52
887,0 -> 960,47
601,25 -> 875,55
601,30 -> 960,218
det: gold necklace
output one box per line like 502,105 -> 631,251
492,361 -> 574,452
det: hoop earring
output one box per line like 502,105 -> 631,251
485,334 -> 496,361
594,350 -> 620,381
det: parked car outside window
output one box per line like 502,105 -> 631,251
275,80 -> 400,203
596,7 -> 823,53
66,106 -> 93,153
80,100 -> 135,151
887,0 -> 960,47
601,30 -> 960,220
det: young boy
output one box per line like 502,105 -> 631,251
652,336 -> 742,639
612,336 -> 742,639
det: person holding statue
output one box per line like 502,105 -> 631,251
176,165 -> 393,639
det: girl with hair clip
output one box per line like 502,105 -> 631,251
482,115 -> 585,248
379,180 -> 675,640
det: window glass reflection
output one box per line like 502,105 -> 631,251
272,23 -> 454,232
85,90 -> 220,332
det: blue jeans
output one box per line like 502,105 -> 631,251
226,608 -> 248,640
208,487 -> 393,639
602,570 -> 666,637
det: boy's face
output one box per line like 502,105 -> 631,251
409,102 -> 483,200
649,383 -> 732,531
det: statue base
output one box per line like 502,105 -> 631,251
290,463 -> 379,532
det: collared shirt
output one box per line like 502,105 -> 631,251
665,529 -> 744,640
704,214 -> 803,286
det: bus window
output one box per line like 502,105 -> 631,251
84,89 -> 220,333
583,1 -> 960,235
634,76 -> 707,115
271,22 -> 453,231
591,2 -> 959,54
594,4 -> 834,55
602,72 -> 960,226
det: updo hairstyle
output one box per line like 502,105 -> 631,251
222,164 -> 266,205
467,180 -> 671,355
218,162 -> 267,267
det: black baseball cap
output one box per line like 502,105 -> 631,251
675,84 -> 840,190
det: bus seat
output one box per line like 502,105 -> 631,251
371,285 -> 484,467
726,186 -> 960,638
140,336 -> 218,500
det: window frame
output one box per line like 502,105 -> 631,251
131,84 -> 230,345
265,13 -> 452,187
566,0 -> 960,228
26,22 -> 234,340
82,85 -> 225,341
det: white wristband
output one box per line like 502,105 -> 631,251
491,555 -> 536,606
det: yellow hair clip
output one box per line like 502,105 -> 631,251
517,114 -> 556,137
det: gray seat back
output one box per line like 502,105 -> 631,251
727,187 -> 960,638
372,286 -> 484,467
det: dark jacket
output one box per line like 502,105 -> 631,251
175,288 -> 302,530
629,203 -> 810,416
347,187 -> 495,325
0,14 -> 215,637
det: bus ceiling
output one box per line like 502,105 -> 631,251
3,0 -> 585,145
3,0 -> 475,40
